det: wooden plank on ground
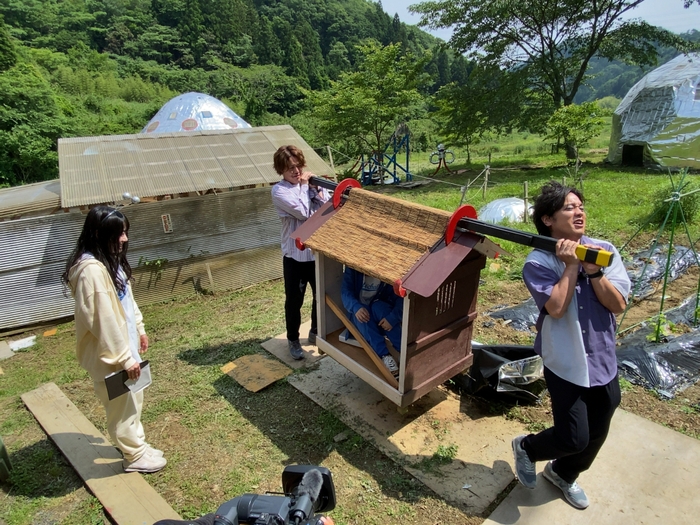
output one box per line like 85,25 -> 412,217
21,383 -> 180,525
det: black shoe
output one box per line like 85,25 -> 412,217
288,339 -> 304,360
308,331 -> 317,345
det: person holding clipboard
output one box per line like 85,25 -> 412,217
63,206 -> 166,474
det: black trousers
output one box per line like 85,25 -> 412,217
282,256 -> 317,342
522,367 -> 621,484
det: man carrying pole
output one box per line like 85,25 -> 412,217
511,181 -> 631,509
271,146 -> 328,360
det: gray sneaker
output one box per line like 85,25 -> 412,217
543,461 -> 589,509
308,330 -> 317,345
288,339 -> 304,360
512,435 -> 537,489
381,355 -> 399,377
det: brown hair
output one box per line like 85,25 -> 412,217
273,145 -> 306,175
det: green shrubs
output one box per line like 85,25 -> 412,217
647,178 -> 700,227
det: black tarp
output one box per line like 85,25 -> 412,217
453,344 -> 546,403
617,294 -> 700,398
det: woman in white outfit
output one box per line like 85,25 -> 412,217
63,205 -> 166,473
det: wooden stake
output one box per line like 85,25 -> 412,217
326,145 -> 335,179
482,167 -> 489,199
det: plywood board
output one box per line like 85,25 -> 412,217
0,341 -> 12,361
221,355 -> 292,392
287,357 -> 525,515
21,383 -> 180,525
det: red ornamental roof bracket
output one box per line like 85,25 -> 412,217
445,205 -> 478,245
393,279 -> 407,297
332,178 -> 361,209
295,238 -> 306,251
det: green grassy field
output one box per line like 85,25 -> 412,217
1,129 -> 698,525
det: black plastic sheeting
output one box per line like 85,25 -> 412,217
482,245 -> 700,398
452,344 -> 546,404
626,244 -> 699,299
486,297 -> 539,332
486,244 -> 699,333
617,294 -> 700,398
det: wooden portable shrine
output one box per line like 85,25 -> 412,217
293,181 -> 503,407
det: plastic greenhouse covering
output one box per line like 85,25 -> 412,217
607,53 -> 700,169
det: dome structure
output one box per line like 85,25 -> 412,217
141,92 -> 251,134
607,53 -> 700,169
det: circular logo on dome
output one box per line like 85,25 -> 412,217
181,119 -> 199,131
224,118 -> 239,129
146,121 -> 159,133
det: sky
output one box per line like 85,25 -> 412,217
379,0 -> 700,41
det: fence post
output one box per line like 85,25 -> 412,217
459,185 -> 468,207
482,167 -> 489,199
523,181 -> 529,223
326,145 -> 336,180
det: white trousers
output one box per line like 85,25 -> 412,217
93,380 -> 147,462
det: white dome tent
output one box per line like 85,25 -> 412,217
607,53 -> 700,170
141,92 -> 251,134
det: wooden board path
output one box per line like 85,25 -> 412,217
21,383 -> 180,525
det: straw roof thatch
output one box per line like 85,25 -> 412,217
304,189 -> 451,284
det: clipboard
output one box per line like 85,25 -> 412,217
105,361 -> 152,400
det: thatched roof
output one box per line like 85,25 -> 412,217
305,189 -> 451,285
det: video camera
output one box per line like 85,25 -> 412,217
213,465 -> 335,525
154,465 -> 336,525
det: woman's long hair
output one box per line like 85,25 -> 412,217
62,205 -> 132,293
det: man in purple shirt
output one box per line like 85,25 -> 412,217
271,145 -> 328,360
512,181 -> 631,509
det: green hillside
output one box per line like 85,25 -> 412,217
0,0 -> 468,186
0,1 -> 696,188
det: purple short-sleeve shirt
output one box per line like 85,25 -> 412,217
523,236 -> 630,387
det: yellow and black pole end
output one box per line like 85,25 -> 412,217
575,244 -> 614,267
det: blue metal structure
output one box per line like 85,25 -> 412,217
359,133 -> 412,185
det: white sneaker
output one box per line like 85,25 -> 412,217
123,449 -> 167,473
147,444 -> 164,457
382,355 -> 399,377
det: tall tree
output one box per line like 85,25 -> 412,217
434,65 -> 523,163
253,15 -> 283,66
178,0 -> 205,64
411,1 -> 697,109
0,63 -> 69,185
307,40 -> 429,157
0,16 -> 17,71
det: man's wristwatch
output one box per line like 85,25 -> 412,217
586,268 -> 604,279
